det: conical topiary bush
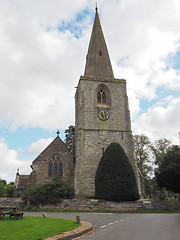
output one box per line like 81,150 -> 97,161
95,142 -> 140,201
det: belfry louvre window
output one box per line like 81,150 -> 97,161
48,154 -> 63,177
97,90 -> 106,104
96,84 -> 111,106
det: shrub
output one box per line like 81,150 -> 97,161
158,187 -> 167,200
22,176 -> 74,206
95,142 -> 140,201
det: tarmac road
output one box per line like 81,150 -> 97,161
25,212 -> 180,240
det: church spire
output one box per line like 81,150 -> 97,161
84,8 -> 114,78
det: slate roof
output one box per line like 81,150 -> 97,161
84,8 -> 114,78
16,175 -> 29,189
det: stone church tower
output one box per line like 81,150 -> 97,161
75,8 -> 140,197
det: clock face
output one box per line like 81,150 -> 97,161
97,109 -> 110,121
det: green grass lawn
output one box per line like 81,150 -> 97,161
0,216 -> 80,240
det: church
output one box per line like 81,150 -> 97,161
14,8 -> 143,198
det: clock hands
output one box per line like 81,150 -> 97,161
97,109 -> 110,121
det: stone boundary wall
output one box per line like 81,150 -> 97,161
0,198 -> 22,207
41,198 -> 180,210
0,198 -> 179,210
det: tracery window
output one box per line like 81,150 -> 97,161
97,90 -> 106,104
96,84 -> 111,106
48,154 -> 63,177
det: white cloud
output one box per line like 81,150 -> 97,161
0,0 -> 98,130
133,97 -> 180,143
0,140 -> 31,182
19,137 -> 53,156
0,137 -> 55,182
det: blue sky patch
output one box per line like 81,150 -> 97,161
156,87 -> 180,99
172,50 -> 180,70
0,127 -> 66,150
166,50 -> 180,70
140,87 -> 179,113
58,8 -> 92,39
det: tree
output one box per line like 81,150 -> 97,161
133,135 -> 153,177
64,125 -> 75,152
5,184 -> 14,198
0,179 -> 14,198
0,178 -> 6,197
0,178 -> 7,185
0,183 -> 5,197
95,142 -> 140,201
151,177 -> 160,193
155,145 -> 180,193
144,177 -> 152,196
151,138 -> 172,167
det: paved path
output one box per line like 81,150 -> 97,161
25,212 -> 180,240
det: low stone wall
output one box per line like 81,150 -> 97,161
41,198 -> 180,211
0,198 -> 22,207
1,198 -> 179,210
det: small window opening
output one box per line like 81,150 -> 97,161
121,132 -> 124,140
102,92 -> 106,103
97,91 -> 101,103
99,50 -> 102,56
102,147 -> 105,155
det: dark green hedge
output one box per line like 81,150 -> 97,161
95,142 -> 140,201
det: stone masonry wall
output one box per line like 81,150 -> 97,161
41,199 -> 180,210
1,198 -> 179,210
0,198 -> 22,207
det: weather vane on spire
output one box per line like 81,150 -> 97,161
95,2 -> 98,11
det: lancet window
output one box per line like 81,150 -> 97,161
96,84 -> 111,106
48,160 -> 53,177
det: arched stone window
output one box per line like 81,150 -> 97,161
48,154 -> 63,178
95,84 -> 111,106
48,160 -> 53,177
59,160 -> 63,177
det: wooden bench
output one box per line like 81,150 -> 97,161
8,212 -> 24,220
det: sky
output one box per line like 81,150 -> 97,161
0,0 -> 180,183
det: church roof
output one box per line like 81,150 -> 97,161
31,136 -> 71,165
15,175 -> 29,189
84,8 -> 114,78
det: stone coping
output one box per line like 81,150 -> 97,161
44,221 -> 94,240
